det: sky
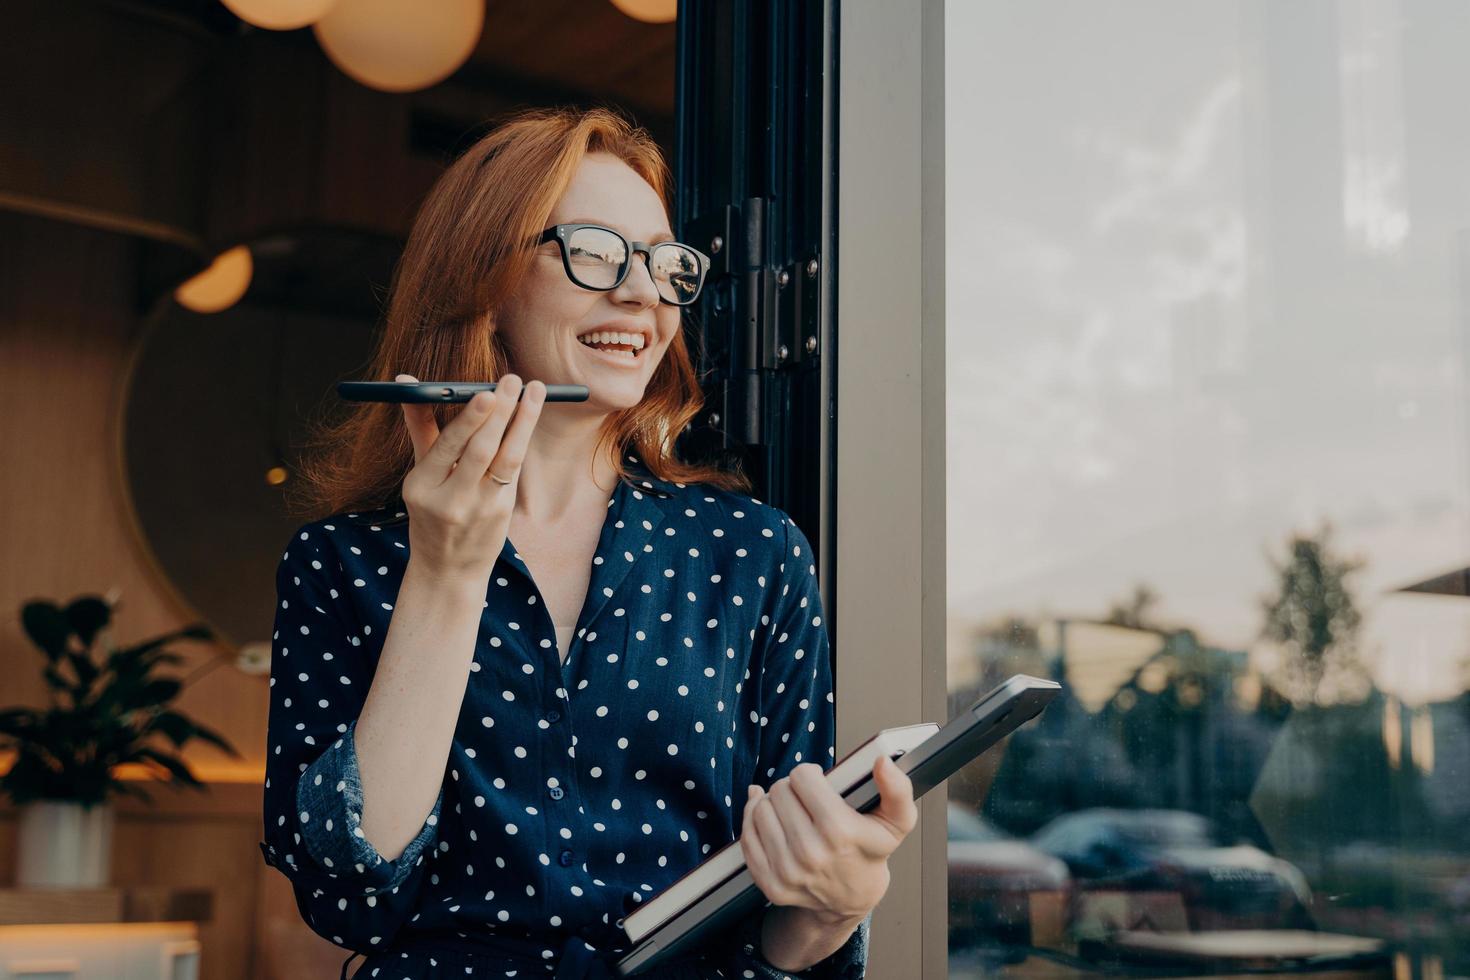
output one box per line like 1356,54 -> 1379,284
944,0 -> 1470,706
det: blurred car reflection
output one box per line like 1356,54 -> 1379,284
1029,808 -> 1314,930
948,803 -> 1072,945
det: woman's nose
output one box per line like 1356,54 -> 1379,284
622,252 -> 659,296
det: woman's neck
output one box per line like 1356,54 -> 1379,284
511,438 -> 619,525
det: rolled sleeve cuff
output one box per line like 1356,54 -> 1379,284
289,718 -> 443,895
729,906 -> 871,980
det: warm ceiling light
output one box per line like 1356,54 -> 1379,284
174,245 -> 253,314
219,0 -> 341,30
609,0 -> 677,24
313,0 -> 483,93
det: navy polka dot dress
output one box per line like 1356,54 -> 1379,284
258,454 -> 870,979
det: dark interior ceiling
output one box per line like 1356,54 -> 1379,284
103,0 -> 677,121
466,0 -> 676,119
87,0 -> 679,317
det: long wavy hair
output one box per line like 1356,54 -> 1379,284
287,105 -> 751,521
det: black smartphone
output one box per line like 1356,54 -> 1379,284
337,381 -> 589,404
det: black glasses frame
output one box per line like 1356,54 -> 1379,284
537,223 -> 710,307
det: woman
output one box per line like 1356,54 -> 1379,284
259,106 -> 915,980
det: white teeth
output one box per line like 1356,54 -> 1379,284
576,330 -> 645,350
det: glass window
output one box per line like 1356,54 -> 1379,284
945,3 -> 1470,978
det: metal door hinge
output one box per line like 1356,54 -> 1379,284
687,198 -> 821,373
767,252 -> 821,371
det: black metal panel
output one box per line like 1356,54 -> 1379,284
672,0 -> 834,586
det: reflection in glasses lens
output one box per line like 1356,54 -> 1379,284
565,226 -> 703,305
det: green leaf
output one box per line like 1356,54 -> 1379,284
89,678 -> 134,719
133,748 -> 204,788
141,651 -> 186,670
63,597 -> 113,650
181,717 -> 241,758
105,645 -> 144,674
127,679 -> 183,710
140,710 -> 240,759
146,711 -> 193,747
4,603 -> 225,808
1,748 -> 67,803
42,664 -> 74,694
67,652 -> 99,689
112,625 -> 214,662
0,708 -> 41,739
21,601 -> 71,661
91,716 -> 143,768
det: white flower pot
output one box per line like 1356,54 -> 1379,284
15,800 -> 114,887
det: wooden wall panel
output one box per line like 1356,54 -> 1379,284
0,209 -> 326,979
0,0 -> 210,247
0,783 -> 347,980
109,812 -> 260,979
0,208 -> 268,782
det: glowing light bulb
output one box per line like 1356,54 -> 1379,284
175,245 -> 253,314
313,0 -> 483,93
608,0 -> 678,23
219,0 -> 341,31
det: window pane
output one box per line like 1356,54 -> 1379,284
945,3 -> 1470,978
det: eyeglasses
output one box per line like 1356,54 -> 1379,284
537,224 -> 710,306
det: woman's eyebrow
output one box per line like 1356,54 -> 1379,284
566,218 -> 676,243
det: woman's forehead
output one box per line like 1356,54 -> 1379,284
554,156 -> 670,240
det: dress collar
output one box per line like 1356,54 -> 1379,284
617,451 -> 678,499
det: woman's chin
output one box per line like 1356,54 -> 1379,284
572,378 -> 649,412
570,351 -> 657,401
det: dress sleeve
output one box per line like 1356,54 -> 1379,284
724,906 -> 871,980
713,511 -> 870,979
258,522 -> 444,953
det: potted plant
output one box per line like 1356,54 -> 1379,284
0,594 -> 241,887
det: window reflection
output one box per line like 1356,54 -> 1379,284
945,1 -> 1470,977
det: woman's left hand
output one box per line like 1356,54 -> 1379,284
740,754 -> 918,922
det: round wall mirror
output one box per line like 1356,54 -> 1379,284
118,227 -> 400,653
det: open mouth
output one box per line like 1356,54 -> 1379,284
578,339 -> 643,362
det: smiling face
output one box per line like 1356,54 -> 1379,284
493,152 -> 683,413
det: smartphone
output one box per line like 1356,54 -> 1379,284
337,381 -> 589,404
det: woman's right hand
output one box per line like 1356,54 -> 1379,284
395,372 -> 546,582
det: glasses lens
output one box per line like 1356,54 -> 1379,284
563,228 -> 704,304
651,243 -> 704,305
566,227 -> 627,289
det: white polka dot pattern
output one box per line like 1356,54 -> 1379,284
257,457 -> 867,978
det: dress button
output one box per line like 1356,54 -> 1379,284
559,849 -> 574,866
549,786 -> 564,800
546,709 -> 561,723
615,917 -> 625,930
